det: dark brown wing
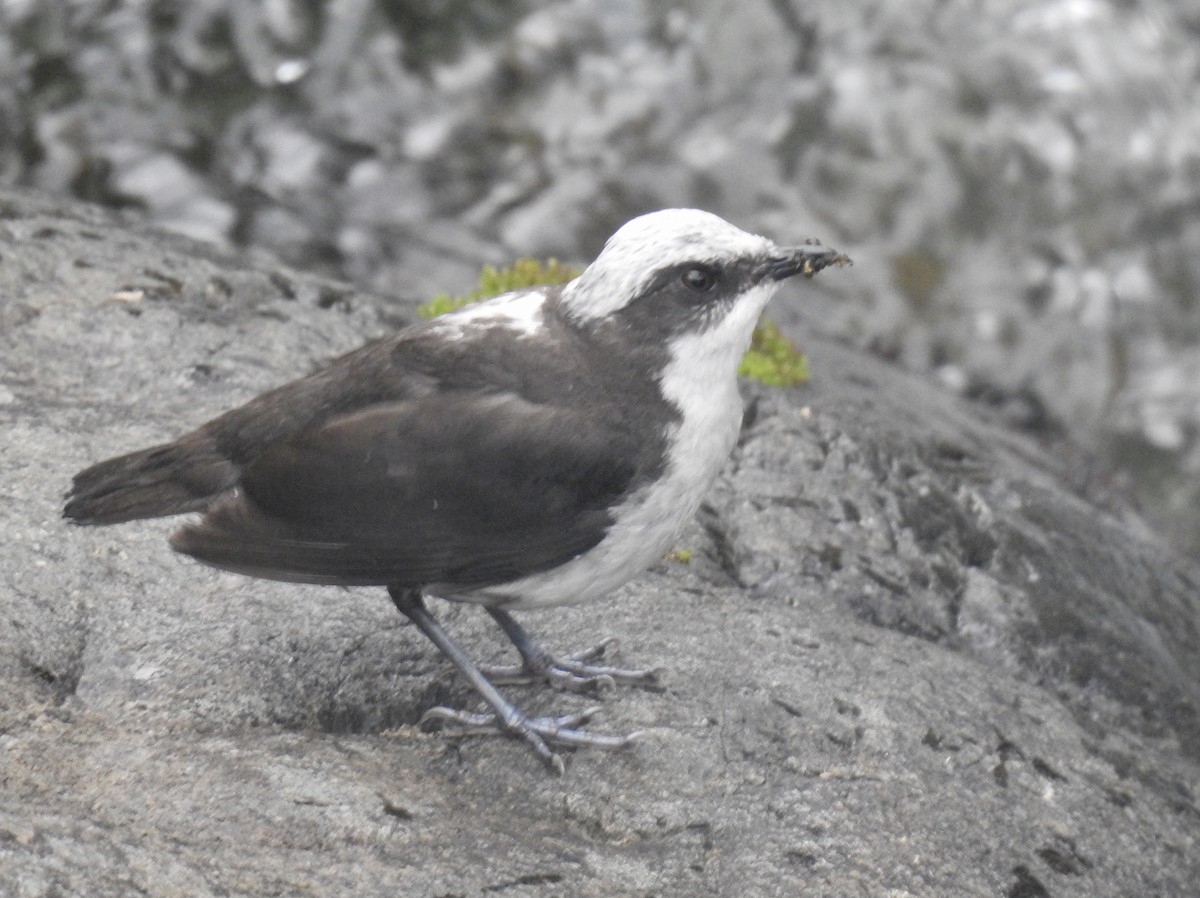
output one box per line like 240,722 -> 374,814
170,392 -> 643,588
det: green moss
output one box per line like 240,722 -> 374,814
665,548 -> 694,564
420,259 -> 810,388
418,258 -> 582,318
738,318 -> 811,387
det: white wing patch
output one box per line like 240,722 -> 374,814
427,290 -> 547,341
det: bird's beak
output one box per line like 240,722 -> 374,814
763,243 -> 853,281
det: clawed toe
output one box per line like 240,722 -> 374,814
421,703 -> 642,772
421,703 -> 601,734
564,636 -> 619,665
481,635 -> 666,694
555,656 -> 666,690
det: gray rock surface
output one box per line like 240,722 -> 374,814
2,188 -> 1199,896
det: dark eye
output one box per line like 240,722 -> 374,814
681,266 -> 718,292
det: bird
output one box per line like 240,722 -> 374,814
64,209 -> 851,772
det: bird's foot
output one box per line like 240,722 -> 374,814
481,637 -> 666,695
391,589 -> 646,773
421,704 -> 643,774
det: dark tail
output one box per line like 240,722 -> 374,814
64,440 -> 237,525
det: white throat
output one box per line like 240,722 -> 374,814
655,281 -> 779,500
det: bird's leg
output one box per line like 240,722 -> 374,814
388,587 -> 640,773
481,607 -> 665,694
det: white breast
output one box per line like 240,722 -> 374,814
470,281 -> 778,609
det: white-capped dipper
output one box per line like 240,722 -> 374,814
64,209 -> 851,772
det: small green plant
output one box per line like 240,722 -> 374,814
665,548 -> 694,564
420,259 -> 811,387
418,258 -> 582,318
738,318 -> 811,387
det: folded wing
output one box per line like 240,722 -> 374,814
170,392 -> 643,588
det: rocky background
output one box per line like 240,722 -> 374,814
2,1 -> 1200,896
2,0 -> 1200,554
